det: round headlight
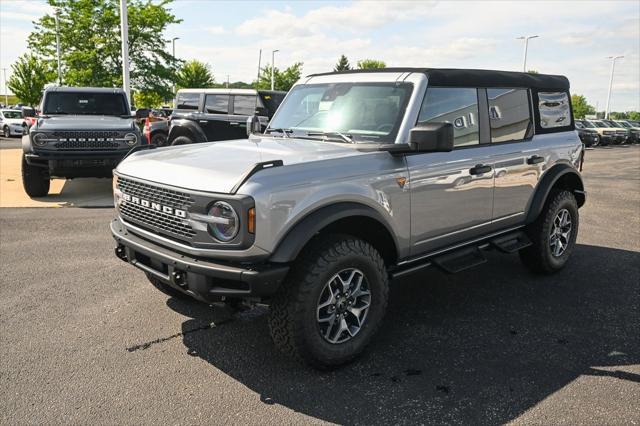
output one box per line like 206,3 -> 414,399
207,201 -> 239,242
124,133 -> 138,146
32,133 -> 47,147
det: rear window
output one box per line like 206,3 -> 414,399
176,92 -> 200,110
43,92 -> 128,116
205,94 -> 229,114
233,95 -> 257,115
487,88 -> 531,142
538,92 -> 570,129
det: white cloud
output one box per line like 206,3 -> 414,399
205,26 -> 225,35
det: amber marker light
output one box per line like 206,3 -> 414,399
248,208 -> 256,234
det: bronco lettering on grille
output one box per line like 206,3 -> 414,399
121,193 -> 187,218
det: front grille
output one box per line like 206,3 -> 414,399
117,177 -> 196,240
55,140 -> 119,149
53,130 -> 122,139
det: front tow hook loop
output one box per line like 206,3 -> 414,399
115,245 -> 128,262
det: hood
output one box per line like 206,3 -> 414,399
36,115 -> 135,131
116,136 -> 367,193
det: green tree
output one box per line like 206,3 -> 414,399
133,90 -> 164,109
357,59 -> 386,69
627,111 -> 640,121
175,60 -> 215,89
7,54 -> 54,106
527,70 -> 539,74
29,0 -> 181,99
571,94 -> 595,119
255,62 -> 303,91
334,54 -> 351,72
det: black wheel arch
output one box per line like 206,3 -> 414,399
269,202 -> 400,265
167,119 -> 207,144
525,163 -> 585,224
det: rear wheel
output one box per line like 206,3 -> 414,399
150,132 -> 168,147
268,235 -> 389,368
520,190 -> 579,274
21,154 -> 50,197
2,126 -> 9,138
171,135 -> 193,146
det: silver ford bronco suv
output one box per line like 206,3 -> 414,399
112,68 -> 585,368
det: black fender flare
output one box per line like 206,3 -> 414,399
525,164 -> 585,224
269,202 -> 400,263
167,119 -> 207,144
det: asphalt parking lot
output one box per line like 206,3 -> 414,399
1,145 -> 639,424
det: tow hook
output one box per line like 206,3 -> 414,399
115,245 -> 128,262
172,270 -> 187,288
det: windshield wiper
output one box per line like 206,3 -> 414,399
306,131 -> 355,144
265,128 -> 293,138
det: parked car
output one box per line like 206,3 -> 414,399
111,68 -> 585,368
601,119 -> 631,144
22,87 -> 147,197
0,109 -> 27,137
167,88 -> 286,145
615,120 -> 640,143
586,119 -> 625,145
142,117 -> 169,146
574,119 -> 599,147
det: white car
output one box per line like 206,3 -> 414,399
0,109 -> 26,137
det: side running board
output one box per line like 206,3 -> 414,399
230,160 -> 284,194
390,229 -> 531,279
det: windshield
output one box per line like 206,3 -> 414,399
575,120 -> 585,129
43,92 -> 128,116
267,82 -> 413,143
592,121 -> 607,128
580,120 -> 595,128
629,121 -> 640,127
617,121 -> 631,128
1,110 -> 22,119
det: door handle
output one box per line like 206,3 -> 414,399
527,155 -> 544,165
198,120 -> 208,124
469,164 -> 492,175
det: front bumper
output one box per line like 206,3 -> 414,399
111,218 -> 289,302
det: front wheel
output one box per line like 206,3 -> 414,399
2,126 -> 9,138
268,235 -> 389,368
21,154 -> 50,197
151,132 -> 168,147
520,190 -> 579,274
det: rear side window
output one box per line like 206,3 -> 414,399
233,95 -> 257,115
205,94 -> 229,114
418,87 -> 479,147
176,93 -> 200,110
538,92 -> 570,128
487,88 -> 531,142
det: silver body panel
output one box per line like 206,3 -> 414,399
114,71 -> 583,263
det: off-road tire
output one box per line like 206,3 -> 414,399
151,132 -> 168,147
520,190 -> 579,274
171,136 -> 193,146
268,235 -> 389,369
145,273 -> 193,300
21,154 -> 50,197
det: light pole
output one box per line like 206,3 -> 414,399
605,55 -> 623,119
516,35 -> 539,72
271,49 -> 279,90
226,75 -> 230,88
54,9 -> 62,85
119,0 -> 130,105
171,37 -> 179,98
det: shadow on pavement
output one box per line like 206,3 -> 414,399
32,178 -> 114,207
168,243 -> 639,424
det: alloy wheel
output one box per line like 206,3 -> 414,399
316,268 -> 371,344
549,208 -> 572,257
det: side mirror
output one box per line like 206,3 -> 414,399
255,106 -> 269,117
246,115 -> 262,136
134,108 -> 150,119
409,122 -> 454,152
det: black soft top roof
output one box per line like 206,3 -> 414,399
308,68 -> 569,90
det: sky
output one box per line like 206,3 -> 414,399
1,0 -> 639,111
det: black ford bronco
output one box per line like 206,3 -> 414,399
167,88 -> 286,145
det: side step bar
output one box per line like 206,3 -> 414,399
389,230 -> 531,279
